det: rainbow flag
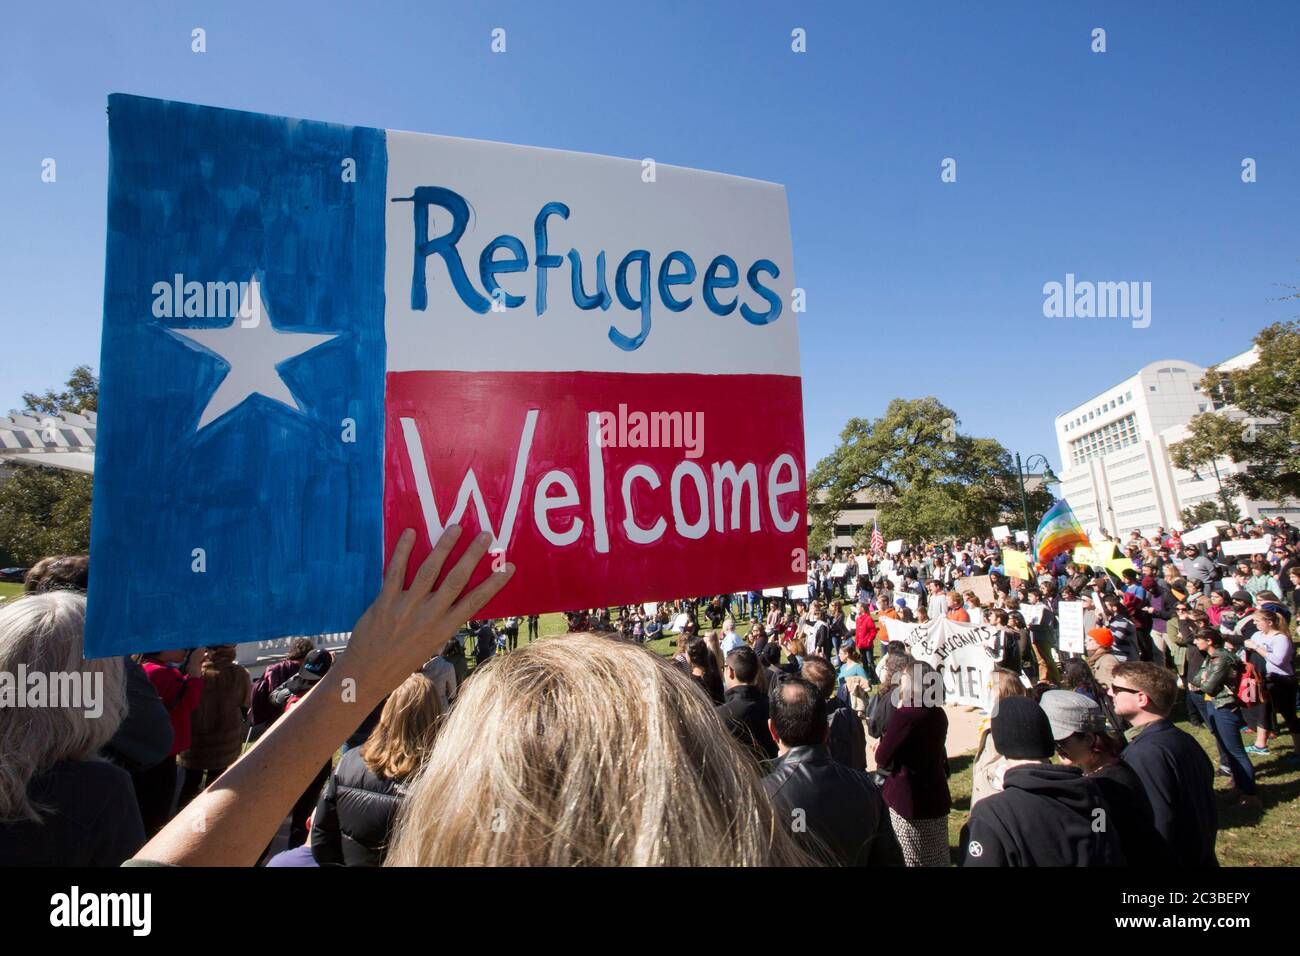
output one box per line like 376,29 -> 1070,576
1034,498 -> 1090,565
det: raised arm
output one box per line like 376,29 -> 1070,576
130,525 -> 513,867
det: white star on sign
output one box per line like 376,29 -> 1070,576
165,276 -> 338,430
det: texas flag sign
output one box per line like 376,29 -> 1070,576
86,95 -> 805,657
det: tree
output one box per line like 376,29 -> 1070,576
1180,499 -> 1241,529
808,397 -> 1054,546
1169,322 -> 1300,503
21,364 -> 98,415
0,367 -> 98,566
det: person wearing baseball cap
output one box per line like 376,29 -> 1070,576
1041,690 -> 1168,866
959,697 -> 1125,867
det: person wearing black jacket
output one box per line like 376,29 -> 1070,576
801,656 -> 866,771
960,697 -> 1125,867
312,673 -> 444,866
1113,662 -> 1218,866
1040,690 -> 1169,866
716,646 -> 777,763
762,677 -> 903,867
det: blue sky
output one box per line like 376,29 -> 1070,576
2,0 -> 1297,471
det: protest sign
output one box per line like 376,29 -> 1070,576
643,602 -> 658,616
830,562 -> 849,578
1014,530 -> 1029,544
956,574 -> 996,604
1073,544 -> 1096,566
1104,554 -> 1138,579
1058,601 -> 1091,654
86,95 -> 805,656
901,593 -> 920,612
1019,604 -> 1046,626
1222,537 -> 1272,556
855,554 -> 870,573
1002,549 -> 1031,581
880,616 -> 1009,708
765,584 -> 811,600
1181,523 -> 1221,547
886,539 -> 903,555
991,525 -> 1010,541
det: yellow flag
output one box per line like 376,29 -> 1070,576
1003,549 -> 1031,580
1104,555 -> 1138,578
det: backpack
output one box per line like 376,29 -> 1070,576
269,681 -> 296,709
249,668 -> 287,727
1237,660 -> 1262,706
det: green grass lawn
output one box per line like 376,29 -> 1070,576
0,581 -> 24,602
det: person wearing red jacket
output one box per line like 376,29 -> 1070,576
854,599 -> 879,682
133,649 -> 203,837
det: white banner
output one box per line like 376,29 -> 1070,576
991,525 -> 1010,541
880,616 -> 1012,708
886,539 -> 903,555
831,562 -> 849,578
1221,536 -> 1272,556
764,584 -> 812,600
1181,523 -> 1221,546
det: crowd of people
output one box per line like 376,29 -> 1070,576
1,515 -> 1296,867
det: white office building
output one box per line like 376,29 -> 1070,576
1053,351 -> 1300,536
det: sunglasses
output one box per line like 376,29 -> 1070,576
1109,683 -> 1141,697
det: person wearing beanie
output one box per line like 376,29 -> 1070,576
959,697 -> 1125,866
1085,626 -> 1119,692
959,696 -> 1125,867
1040,690 -> 1168,866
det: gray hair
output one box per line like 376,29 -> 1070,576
0,592 -> 126,822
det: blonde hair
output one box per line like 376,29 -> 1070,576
0,592 -> 125,822
386,633 -> 810,866
361,673 -> 445,780
987,667 -> 1027,705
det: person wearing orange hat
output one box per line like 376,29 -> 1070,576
1086,626 -> 1118,692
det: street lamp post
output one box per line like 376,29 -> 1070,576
1015,452 -> 1059,545
1191,457 -> 1234,521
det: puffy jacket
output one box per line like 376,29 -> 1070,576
854,613 -> 877,650
762,745 -> 904,866
960,763 -> 1126,867
311,748 -> 406,867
